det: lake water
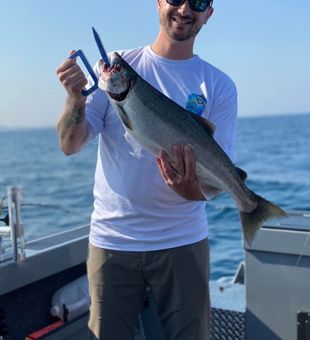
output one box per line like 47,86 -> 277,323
0,113 -> 309,279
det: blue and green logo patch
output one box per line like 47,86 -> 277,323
185,94 -> 207,116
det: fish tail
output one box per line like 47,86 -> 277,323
240,193 -> 287,244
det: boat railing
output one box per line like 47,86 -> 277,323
0,187 -> 25,262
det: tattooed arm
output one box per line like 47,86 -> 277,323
57,98 -> 88,155
56,51 -> 89,155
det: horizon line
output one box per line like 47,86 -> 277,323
1,111 -> 309,130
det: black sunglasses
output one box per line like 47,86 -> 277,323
166,0 -> 212,12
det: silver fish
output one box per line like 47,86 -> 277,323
98,53 -> 287,244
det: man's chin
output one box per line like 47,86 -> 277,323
165,26 -> 187,39
168,30 -> 193,42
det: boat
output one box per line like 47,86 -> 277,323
1,186 -> 309,340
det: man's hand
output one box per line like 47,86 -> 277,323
56,50 -> 89,155
156,144 -> 205,201
56,50 -> 88,108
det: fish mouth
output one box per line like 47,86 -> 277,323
100,62 -> 131,101
108,86 -> 130,101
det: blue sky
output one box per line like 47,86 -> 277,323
0,0 -> 309,127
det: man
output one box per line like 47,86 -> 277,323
56,0 -> 237,339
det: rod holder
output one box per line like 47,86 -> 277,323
0,187 -> 26,262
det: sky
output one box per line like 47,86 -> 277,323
0,0 -> 309,127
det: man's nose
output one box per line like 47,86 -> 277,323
177,0 -> 192,15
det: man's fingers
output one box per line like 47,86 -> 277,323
158,151 -> 182,185
56,59 -> 77,75
57,62 -> 87,92
68,77 -> 88,94
170,144 -> 185,175
68,50 -> 78,64
156,158 -> 169,182
156,146 -> 202,200
184,145 -> 196,180
56,50 -> 78,76
60,68 -> 87,88
56,62 -> 87,103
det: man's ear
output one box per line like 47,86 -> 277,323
157,0 -> 161,12
203,6 -> 214,25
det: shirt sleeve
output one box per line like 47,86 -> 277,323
208,79 -> 238,160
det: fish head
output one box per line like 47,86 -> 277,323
98,52 -> 136,101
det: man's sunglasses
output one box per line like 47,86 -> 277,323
166,0 -> 213,12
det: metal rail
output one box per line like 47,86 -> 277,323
0,187 -> 25,262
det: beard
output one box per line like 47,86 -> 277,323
160,12 -> 202,41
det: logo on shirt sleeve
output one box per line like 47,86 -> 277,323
185,94 -> 207,116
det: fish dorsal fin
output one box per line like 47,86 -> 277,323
236,167 -> 247,181
190,113 -> 216,136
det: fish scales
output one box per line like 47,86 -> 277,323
99,53 -> 287,244
112,65 -> 253,208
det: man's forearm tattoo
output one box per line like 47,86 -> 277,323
69,104 -> 85,124
60,104 -> 85,139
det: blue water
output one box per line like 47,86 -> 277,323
0,113 -> 309,280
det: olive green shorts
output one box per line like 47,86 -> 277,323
87,238 -> 210,340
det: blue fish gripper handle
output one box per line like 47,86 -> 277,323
69,50 -> 98,96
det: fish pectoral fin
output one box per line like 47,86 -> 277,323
190,113 -> 216,136
236,167 -> 248,181
117,106 -> 132,130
